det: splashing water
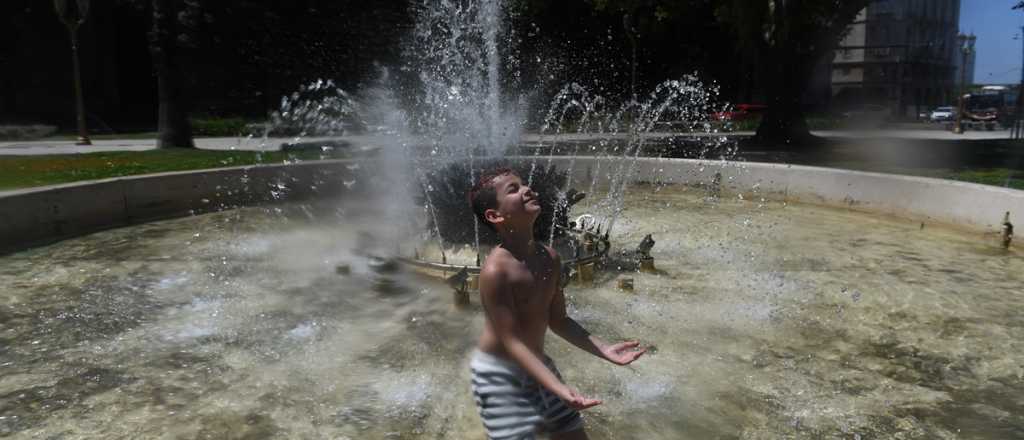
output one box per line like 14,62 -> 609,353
251,2 -> 735,268
529,75 -> 734,244
408,0 -> 520,158
265,79 -> 360,139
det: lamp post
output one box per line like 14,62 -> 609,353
953,33 -> 976,135
53,0 -> 92,146
1016,27 -> 1024,139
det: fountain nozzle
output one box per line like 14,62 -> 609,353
447,267 -> 471,307
636,234 -> 656,272
1002,212 -> 1014,249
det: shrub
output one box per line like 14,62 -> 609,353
189,117 -> 252,137
0,124 -> 58,140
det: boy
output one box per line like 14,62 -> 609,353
467,168 -> 646,440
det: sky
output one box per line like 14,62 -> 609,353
961,0 -> 1024,84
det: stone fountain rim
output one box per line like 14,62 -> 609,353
1,156 -> 1020,255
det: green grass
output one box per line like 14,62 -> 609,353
2,146 -> 1020,193
0,149 -> 348,191
928,168 -> 1024,190
39,132 -> 161,141
823,163 -> 1024,190
724,115 -> 845,132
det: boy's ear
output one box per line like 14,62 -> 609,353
484,208 -> 503,226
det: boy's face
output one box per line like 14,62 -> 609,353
484,173 -> 541,231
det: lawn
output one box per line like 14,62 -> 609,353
0,149 -> 348,191
826,164 -> 1024,190
1,145 -> 1021,192
899,167 -> 1024,190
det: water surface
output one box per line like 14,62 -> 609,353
1,187 -> 1021,439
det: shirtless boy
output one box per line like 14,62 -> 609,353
467,168 -> 646,440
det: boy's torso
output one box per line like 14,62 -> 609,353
478,243 -> 559,358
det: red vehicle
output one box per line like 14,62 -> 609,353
711,103 -> 768,121
963,86 -> 1015,126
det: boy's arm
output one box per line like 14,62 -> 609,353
479,264 -> 600,409
548,253 -> 646,366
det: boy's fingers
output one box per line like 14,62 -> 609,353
615,341 -> 638,349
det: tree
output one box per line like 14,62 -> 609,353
586,0 -> 867,145
53,0 -> 92,145
715,0 -> 869,146
515,0 -> 733,126
148,0 -> 198,148
118,0 -> 198,148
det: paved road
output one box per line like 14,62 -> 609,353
0,129 -> 1015,156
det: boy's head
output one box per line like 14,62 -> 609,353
468,168 -> 541,234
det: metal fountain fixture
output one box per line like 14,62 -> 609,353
636,234 -> 657,272
1003,212 -> 1014,250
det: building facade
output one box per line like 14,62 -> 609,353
831,0 -> 961,118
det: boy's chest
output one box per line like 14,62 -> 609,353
506,265 -> 557,308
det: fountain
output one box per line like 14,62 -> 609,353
1,0 -> 1022,439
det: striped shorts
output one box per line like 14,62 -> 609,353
469,350 -> 584,440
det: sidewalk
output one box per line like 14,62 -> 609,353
0,129 -> 1014,156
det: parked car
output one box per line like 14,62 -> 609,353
710,103 -> 767,121
929,106 -> 955,123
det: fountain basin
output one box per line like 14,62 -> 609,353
1,180 -> 1021,438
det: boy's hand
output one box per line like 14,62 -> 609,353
601,340 -> 647,365
558,387 -> 603,410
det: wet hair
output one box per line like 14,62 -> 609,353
468,167 -> 514,232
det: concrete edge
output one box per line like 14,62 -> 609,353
0,159 -> 364,255
541,156 -> 1022,234
1,157 -> 1020,255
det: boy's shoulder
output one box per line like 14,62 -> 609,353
480,243 -> 560,277
480,246 -> 514,277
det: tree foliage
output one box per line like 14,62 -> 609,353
714,0 -> 869,145
582,0 -> 868,145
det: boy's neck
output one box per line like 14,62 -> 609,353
498,226 -> 536,258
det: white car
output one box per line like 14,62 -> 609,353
929,106 -> 955,122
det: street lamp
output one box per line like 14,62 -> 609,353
953,33 -> 976,135
53,0 -> 92,146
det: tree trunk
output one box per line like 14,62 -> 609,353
150,0 -> 194,148
753,50 -> 816,147
155,55 -> 193,148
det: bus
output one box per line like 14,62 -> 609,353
963,85 -> 1018,127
